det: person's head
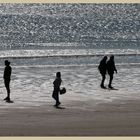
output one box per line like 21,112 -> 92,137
110,55 -> 114,61
5,60 -> 10,66
56,72 -> 61,78
103,56 -> 107,61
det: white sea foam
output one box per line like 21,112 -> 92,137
0,49 -> 140,58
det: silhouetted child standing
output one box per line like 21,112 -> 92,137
3,60 -> 12,102
52,72 -> 62,107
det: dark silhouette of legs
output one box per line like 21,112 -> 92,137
55,94 -> 61,106
108,73 -> 113,88
52,91 -> 61,107
4,79 -> 10,101
100,73 -> 106,88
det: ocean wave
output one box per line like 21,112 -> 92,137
0,49 -> 140,59
0,53 -> 140,59
0,63 -> 139,69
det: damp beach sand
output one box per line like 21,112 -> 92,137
0,99 -> 140,136
0,65 -> 139,136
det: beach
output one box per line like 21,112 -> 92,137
0,65 -> 140,136
0,3 -> 140,136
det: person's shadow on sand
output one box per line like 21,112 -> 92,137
53,105 -> 65,109
6,100 -> 14,103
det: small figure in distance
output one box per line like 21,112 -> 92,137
98,56 -> 108,89
107,55 -> 117,89
3,60 -> 12,102
52,72 -> 62,107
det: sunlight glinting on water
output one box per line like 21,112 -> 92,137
0,49 -> 140,58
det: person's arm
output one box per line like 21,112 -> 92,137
114,62 -> 117,73
10,67 -> 12,77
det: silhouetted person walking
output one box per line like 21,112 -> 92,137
107,55 -> 117,89
98,56 -> 108,89
3,60 -> 12,102
52,72 -> 62,107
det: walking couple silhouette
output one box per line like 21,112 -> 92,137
98,55 -> 117,89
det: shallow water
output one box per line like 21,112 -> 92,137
0,65 -> 139,110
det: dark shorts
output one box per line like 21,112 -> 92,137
108,72 -> 114,76
100,72 -> 106,76
4,79 -> 10,87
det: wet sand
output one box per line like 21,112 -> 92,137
0,99 -> 140,136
